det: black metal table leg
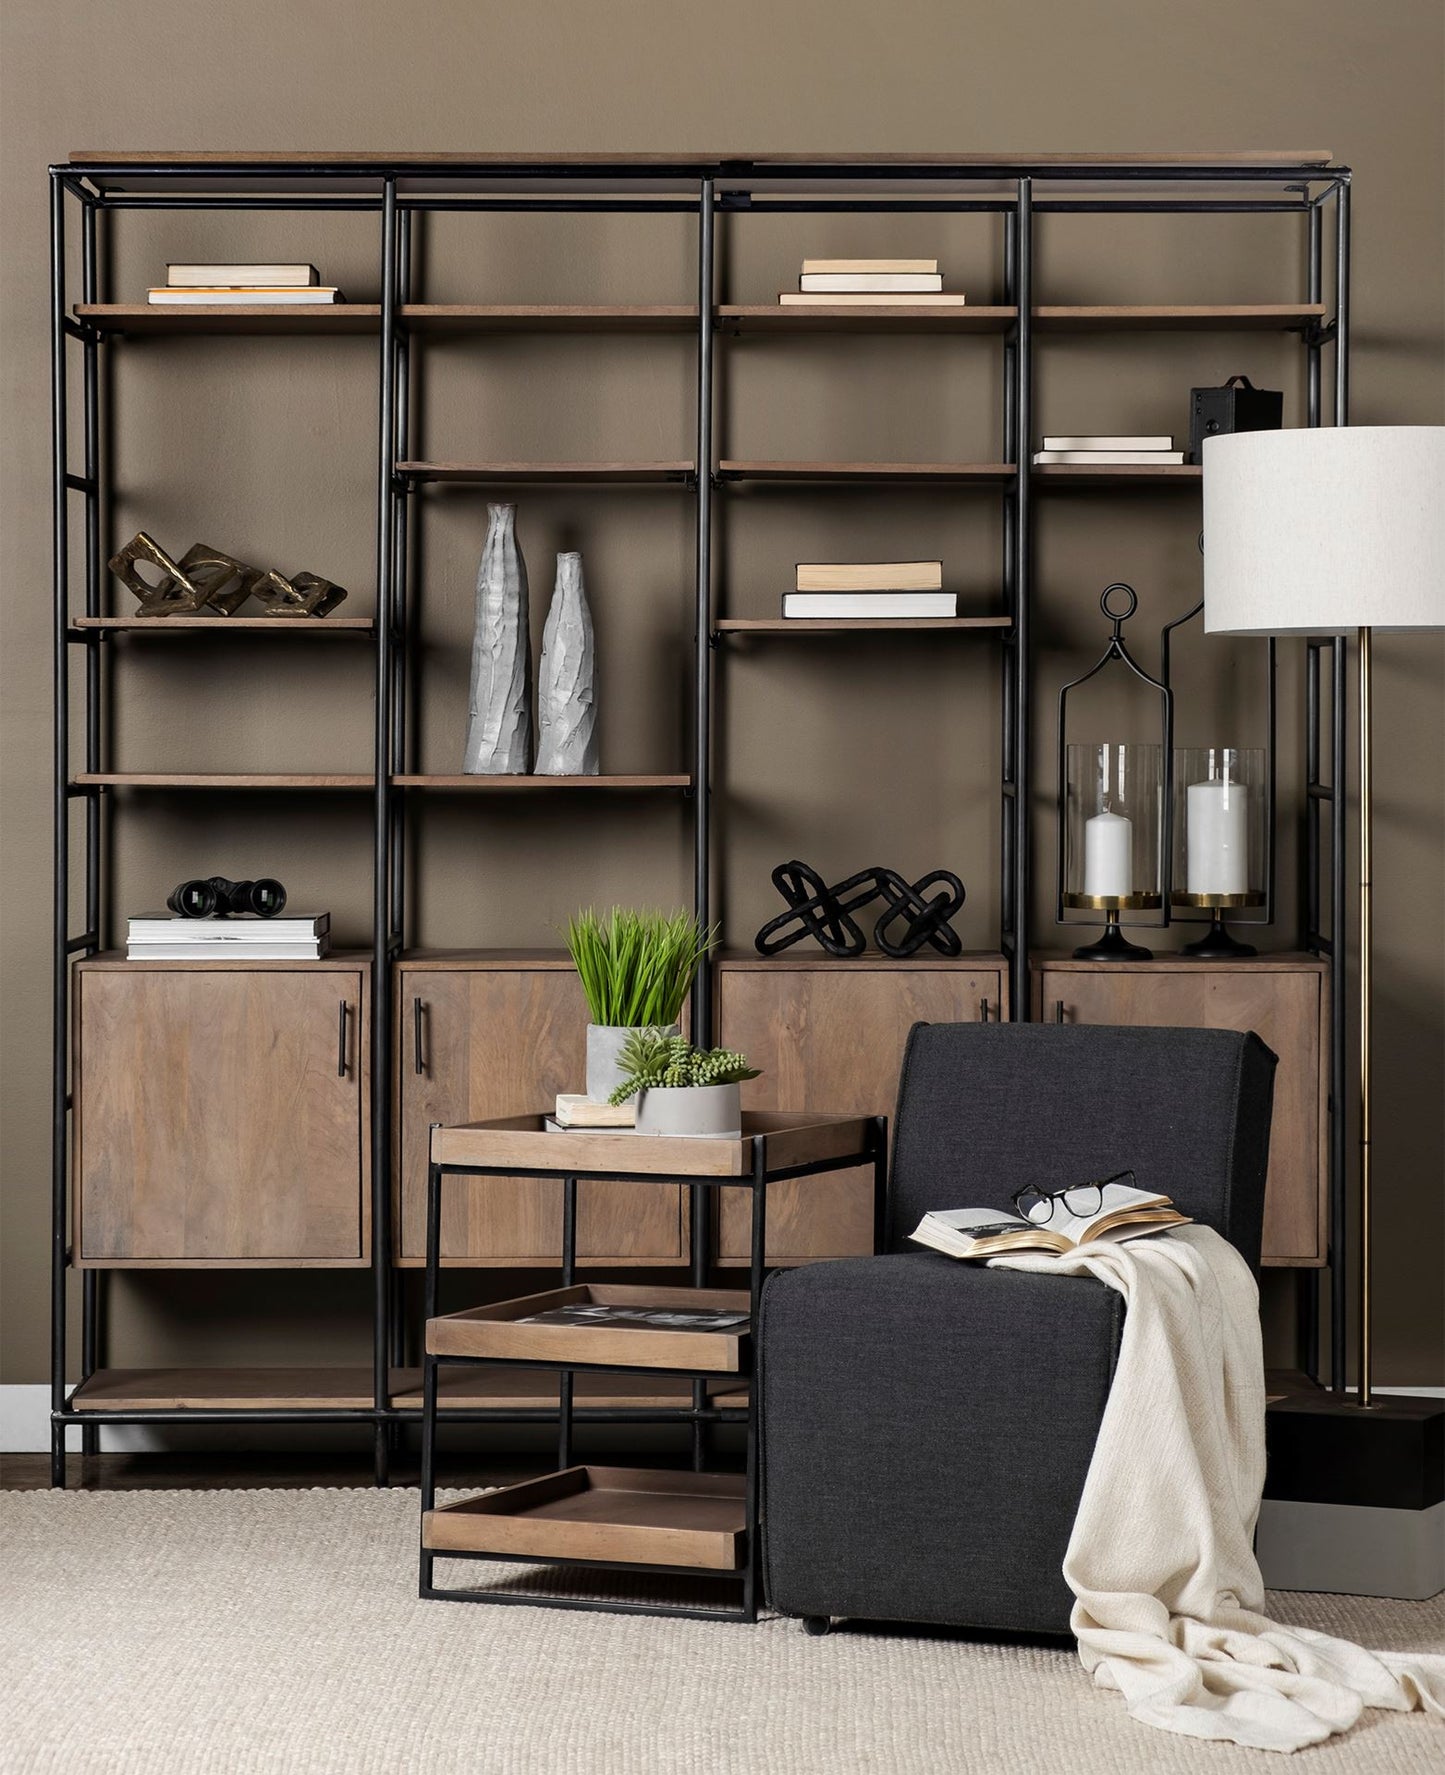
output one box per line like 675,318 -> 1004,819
559,1176 -> 577,1469
418,1351 -> 439,1598
871,1114 -> 889,1254
743,1135 -> 769,1624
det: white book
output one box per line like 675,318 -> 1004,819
146,287 -> 342,306
126,913 -> 330,940
127,942 -> 326,962
167,263 -> 319,288
554,1094 -> 636,1129
799,273 -> 944,293
1042,435 -> 1174,452
910,1182 -> 1189,1260
801,258 -> 939,275
778,291 -> 967,307
1032,449 -> 1185,465
783,592 -> 957,619
795,561 -> 943,593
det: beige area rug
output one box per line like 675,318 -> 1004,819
2,1488 -> 1441,1774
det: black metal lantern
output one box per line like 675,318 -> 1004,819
1160,536 -> 1276,958
1056,584 -> 1174,961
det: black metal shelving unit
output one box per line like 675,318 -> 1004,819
47,152 -> 1352,1484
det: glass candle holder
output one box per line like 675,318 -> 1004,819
1062,741 -> 1164,959
1172,746 -> 1267,957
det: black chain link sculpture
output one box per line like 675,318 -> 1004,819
754,860 -> 965,959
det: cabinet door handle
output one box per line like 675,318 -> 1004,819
1053,999 -> 1067,1025
979,998 -> 991,1023
337,1001 -> 349,1076
413,996 -> 425,1075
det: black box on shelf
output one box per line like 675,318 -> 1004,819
1189,375 -> 1283,464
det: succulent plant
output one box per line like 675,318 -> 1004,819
607,1030 -> 760,1105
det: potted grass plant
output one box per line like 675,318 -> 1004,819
607,1031 -> 760,1138
565,907 -> 716,1102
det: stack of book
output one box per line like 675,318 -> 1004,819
784,562 -> 954,620
778,258 -> 966,307
1031,434 -> 1184,466
125,912 -> 330,961
146,264 -> 342,307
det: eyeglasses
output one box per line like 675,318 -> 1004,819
1011,1169 -> 1135,1225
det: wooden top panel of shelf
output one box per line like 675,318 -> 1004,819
74,772 -> 373,789
72,150 -> 1336,167
432,1111 -> 872,1177
78,951 -> 370,972
398,461 -> 695,484
76,303 -> 381,335
1034,950 -> 1326,974
717,460 -> 1014,483
395,773 -> 691,789
1035,303 -> 1327,330
715,617 -> 1011,634
69,1366 -> 747,1412
718,304 -> 1015,333
1033,463 -> 1202,485
70,615 -> 374,633
401,304 -> 698,331
396,948 -> 576,970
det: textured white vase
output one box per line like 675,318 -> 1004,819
535,551 -> 599,776
635,1082 -> 742,1139
463,503 -> 531,774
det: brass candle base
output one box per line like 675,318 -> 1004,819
1172,892 -> 1265,959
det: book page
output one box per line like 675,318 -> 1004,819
1024,1180 -> 1171,1244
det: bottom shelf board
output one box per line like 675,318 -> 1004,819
423,1465 -> 747,1569
69,1367 -> 748,1413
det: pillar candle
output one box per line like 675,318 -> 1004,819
1083,810 -> 1133,897
1187,779 -> 1249,895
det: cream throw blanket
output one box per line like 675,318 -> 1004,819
991,1224 -> 1445,1753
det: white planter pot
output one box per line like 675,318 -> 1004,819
585,1023 -> 678,1103
634,1082 -> 742,1139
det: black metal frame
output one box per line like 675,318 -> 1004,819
47,154 -> 1353,1486
417,1119 -> 886,1620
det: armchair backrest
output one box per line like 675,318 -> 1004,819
886,1023 -> 1277,1268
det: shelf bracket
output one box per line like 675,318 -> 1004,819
1302,319 -> 1338,347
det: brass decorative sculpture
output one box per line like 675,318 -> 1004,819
108,531 -> 347,618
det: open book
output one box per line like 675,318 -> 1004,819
910,1180 -> 1190,1259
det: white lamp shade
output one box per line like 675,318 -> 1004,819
1203,426 -> 1445,635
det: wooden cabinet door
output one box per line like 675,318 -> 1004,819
77,966 -> 366,1264
716,963 -> 1005,1264
1037,964 -> 1325,1265
397,968 -> 684,1265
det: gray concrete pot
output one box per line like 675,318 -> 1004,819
634,1082 -> 742,1139
585,1023 -> 678,1103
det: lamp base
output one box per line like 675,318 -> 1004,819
1259,1389 -> 1445,1598
1073,915 -> 1152,962
1181,910 -> 1258,959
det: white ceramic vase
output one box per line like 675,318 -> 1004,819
463,503 -> 531,773
535,551 -> 599,775
635,1082 -> 742,1140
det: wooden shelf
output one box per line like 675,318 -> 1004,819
715,616 -> 1011,634
69,616 -> 374,634
1034,303 -> 1327,331
716,460 -> 1014,485
428,1285 -> 751,1374
401,304 -> 698,332
73,772 -> 372,790
69,1367 -> 747,1413
398,460 -> 695,485
393,773 -> 691,790
423,1466 -> 748,1569
718,948 -> 1010,972
1033,463 -> 1202,486
718,304 -> 1016,333
76,303 -> 380,336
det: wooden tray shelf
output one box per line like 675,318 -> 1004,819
716,460 -> 1014,484
427,1284 -> 751,1374
423,1465 -> 748,1569
397,460 -> 695,485
69,616 -> 375,635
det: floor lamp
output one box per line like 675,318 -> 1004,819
1202,426 -> 1444,1598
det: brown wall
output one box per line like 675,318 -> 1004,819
2,1 -> 1441,1389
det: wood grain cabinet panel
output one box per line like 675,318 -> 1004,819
1032,957 -> 1327,1266
715,958 -> 1007,1264
395,964 -> 684,1265
76,964 -> 368,1264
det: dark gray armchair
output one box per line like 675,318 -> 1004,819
759,1022 -> 1277,1636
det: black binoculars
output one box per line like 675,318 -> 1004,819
165,877 -> 287,919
